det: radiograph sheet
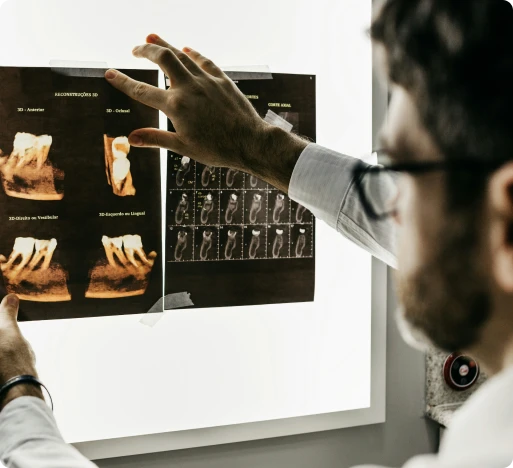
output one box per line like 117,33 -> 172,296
0,67 -> 163,320
165,74 -> 316,308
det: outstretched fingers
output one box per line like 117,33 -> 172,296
145,35 -> 204,77
105,70 -> 168,110
182,47 -> 225,78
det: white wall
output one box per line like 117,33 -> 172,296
0,0 -> 376,452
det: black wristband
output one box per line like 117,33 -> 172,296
0,375 -> 53,411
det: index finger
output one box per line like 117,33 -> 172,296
105,70 -> 167,110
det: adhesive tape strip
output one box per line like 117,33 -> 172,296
264,109 -> 294,133
49,60 -> 109,77
222,65 -> 273,81
140,292 -> 194,327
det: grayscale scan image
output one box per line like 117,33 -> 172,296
165,74 -> 315,308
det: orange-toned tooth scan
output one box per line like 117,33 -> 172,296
0,133 -> 64,200
104,135 -> 136,196
0,237 -> 71,302
86,234 -> 157,298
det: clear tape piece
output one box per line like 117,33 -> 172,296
49,60 -> 109,77
264,110 -> 294,133
222,65 -> 273,81
140,292 -> 194,328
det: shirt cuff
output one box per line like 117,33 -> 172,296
289,143 -> 362,229
0,396 -> 64,455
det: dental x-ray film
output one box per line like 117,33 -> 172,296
0,67 -> 162,321
165,74 -> 316,308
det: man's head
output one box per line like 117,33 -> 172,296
371,0 -> 513,369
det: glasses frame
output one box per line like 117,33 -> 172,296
352,157 -> 507,221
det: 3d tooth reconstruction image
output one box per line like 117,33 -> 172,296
0,133 -> 64,200
104,135 -> 136,197
86,234 -> 157,299
0,237 -> 71,302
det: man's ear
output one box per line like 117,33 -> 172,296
489,161 -> 513,292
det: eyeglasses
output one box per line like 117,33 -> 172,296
352,152 -> 506,221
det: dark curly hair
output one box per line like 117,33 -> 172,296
371,0 -> 513,166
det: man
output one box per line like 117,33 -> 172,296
0,0 -> 512,466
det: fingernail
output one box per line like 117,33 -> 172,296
129,134 -> 142,146
6,295 -> 18,307
147,34 -> 160,43
105,69 -> 117,80
183,47 -> 192,53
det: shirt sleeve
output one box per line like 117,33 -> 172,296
0,396 -> 97,468
288,143 -> 397,268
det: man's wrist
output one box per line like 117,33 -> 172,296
0,383 -> 44,412
247,123 -> 309,193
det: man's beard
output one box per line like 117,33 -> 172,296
396,211 -> 491,353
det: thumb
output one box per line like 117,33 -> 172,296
129,129 -> 185,153
0,294 -> 19,326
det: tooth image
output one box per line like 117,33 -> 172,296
200,230 -> 214,261
226,168 -> 239,187
249,193 -> 262,223
86,234 -> 157,299
0,237 -> 71,302
200,193 -> 215,224
295,228 -> 307,258
201,166 -> 215,187
0,132 -> 64,200
28,238 -> 57,271
225,193 -> 239,224
175,193 -> 189,225
273,229 -> 284,258
249,229 -> 261,259
112,158 -> 131,188
176,156 -> 191,187
175,231 -> 188,261
273,194 -> 286,223
296,204 -> 307,223
102,235 -> 128,267
123,234 -> 151,268
104,135 -> 136,197
224,230 -> 237,260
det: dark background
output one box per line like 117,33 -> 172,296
165,73 -> 316,308
0,67 -> 162,321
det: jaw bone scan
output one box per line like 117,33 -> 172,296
225,193 -> 239,224
272,229 -> 284,258
200,193 -> 215,224
104,135 -> 136,197
200,229 -> 214,260
249,193 -> 263,223
249,229 -> 261,259
86,234 -> 157,298
224,230 -> 238,260
0,237 -> 71,302
176,156 -> 191,187
174,230 -> 189,261
175,193 -> 190,225
201,165 -> 215,187
0,133 -> 64,200
295,228 -> 307,257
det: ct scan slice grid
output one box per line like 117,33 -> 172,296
165,73 -> 316,309
167,164 -> 314,262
